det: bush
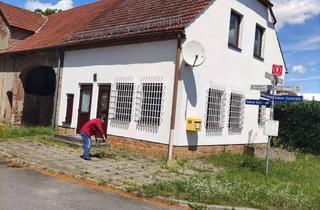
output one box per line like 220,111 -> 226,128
274,101 -> 320,154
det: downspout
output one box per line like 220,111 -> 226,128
168,33 -> 183,160
52,48 -> 64,128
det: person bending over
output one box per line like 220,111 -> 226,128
80,115 -> 106,160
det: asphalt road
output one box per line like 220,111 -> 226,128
0,162 -> 177,210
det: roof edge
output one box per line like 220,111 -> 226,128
0,29 -> 185,56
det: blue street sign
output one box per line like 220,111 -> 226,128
260,92 -> 303,102
246,99 -> 271,106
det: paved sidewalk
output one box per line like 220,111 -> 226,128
0,139 -> 217,190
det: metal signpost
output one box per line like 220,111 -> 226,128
254,65 -> 303,175
265,71 -> 277,176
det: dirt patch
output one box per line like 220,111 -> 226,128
254,146 -> 296,162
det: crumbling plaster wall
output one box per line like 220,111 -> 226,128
0,50 -> 59,124
0,16 -> 10,50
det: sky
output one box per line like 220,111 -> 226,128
3,0 -> 320,93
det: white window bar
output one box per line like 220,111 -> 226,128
109,77 -> 134,123
228,93 -> 245,132
205,85 -> 227,131
258,105 -> 266,125
135,76 -> 164,127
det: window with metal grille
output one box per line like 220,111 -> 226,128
136,82 -> 163,126
109,82 -> 134,123
206,89 -> 226,131
228,93 -> 245,132
258,105 -> 266,125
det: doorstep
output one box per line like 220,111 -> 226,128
54,133 -> 108,147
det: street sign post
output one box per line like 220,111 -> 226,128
261,92 -> 303,102
265,72 -> 284,85
264,64 -> 299,176
277,77 -> 284,85
250,84 -> 271,91
274,85 -> 300,92
246,99 -> 271,106
265,72 -> 273,80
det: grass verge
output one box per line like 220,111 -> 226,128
140,153 -> 320,209
0,124 -> 78,149
0,124 -> 54,138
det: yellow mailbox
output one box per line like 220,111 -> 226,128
186,117 -> 202,132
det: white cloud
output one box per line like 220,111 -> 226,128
272,0 -> 320,29
287,75 -> 320,82
292,65 -> 306,73
283,35 -> 320,52
24,0 -> 74,12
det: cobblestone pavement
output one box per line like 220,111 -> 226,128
0,139 -> 219,190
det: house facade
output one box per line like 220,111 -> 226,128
0,0 -> 285,158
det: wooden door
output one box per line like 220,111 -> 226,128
96,84 -> 111,135
77,85 -> 93,133
64,94 -> 74,125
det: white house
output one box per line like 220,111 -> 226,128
0,0 -> 285,159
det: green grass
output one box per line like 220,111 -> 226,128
0,124 -> 54,138
140,153 -> 320,209
0,124 -> 78,149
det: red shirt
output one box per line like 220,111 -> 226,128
80,118 -> 105,137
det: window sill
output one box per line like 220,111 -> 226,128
254,55 -> 264,61
228,44 -> 242,52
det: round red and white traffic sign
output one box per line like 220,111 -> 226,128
272,65 -> 283,76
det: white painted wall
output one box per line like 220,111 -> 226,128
173,0 -> 285,146
58,40 -> 177,144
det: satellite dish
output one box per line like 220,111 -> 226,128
182,41 -> 206,67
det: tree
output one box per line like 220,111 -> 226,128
35,8 -> 62,16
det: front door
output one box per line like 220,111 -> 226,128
77,85 -> 93,133
96,84 -> 111,135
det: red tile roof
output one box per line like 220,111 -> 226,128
0,1 -> 46,32
0,0 -> 272,55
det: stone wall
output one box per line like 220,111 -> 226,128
0,16 -> 10,50
0,50 -> 59,125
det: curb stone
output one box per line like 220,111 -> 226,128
156,197 -> 259,210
